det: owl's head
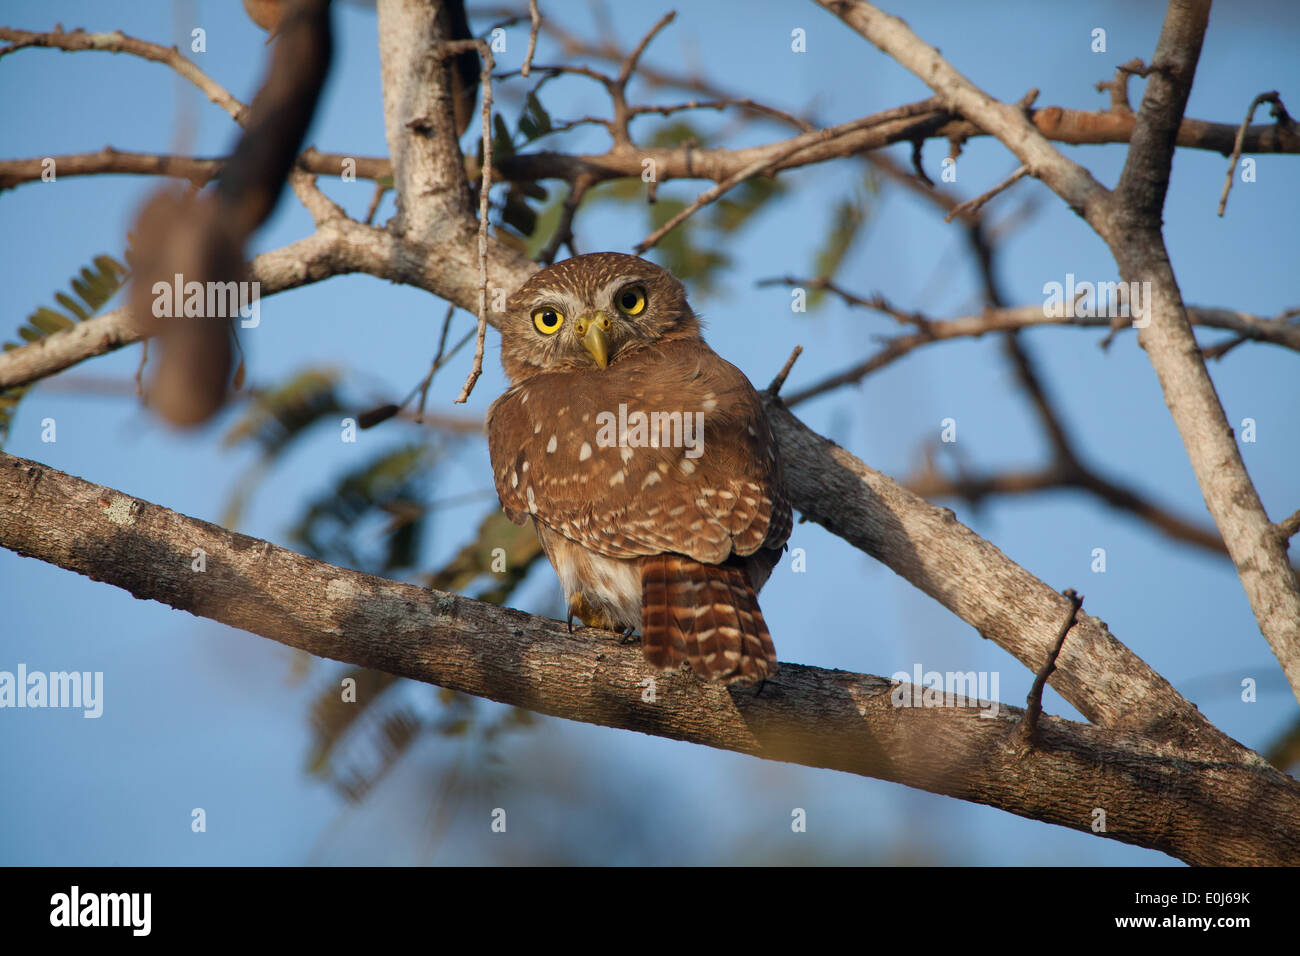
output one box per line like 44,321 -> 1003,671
499,252 -> 700,382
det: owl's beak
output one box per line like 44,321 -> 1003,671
575,312 -> 611,369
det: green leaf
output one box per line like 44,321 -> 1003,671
501,185 -> 539,238
287,442 -> 435,575
518,90 -> 553,143
222,368 -> 341,454
491,112 -> 515,159
2,253 -> 130,447
29,308 -> 74,335
807,195 -> 872,307
426,508 -> 546,605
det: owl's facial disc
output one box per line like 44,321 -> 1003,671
573,311 -> 611,368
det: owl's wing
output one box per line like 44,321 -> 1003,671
486,337 -> 791,564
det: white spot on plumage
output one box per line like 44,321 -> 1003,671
510,470 -> 518,489
610,470 -> 626,487
642,471 -> 661,489
526,485 -> 537,513
579,441 -> 592,461
621,447 -> 634,463
547,434 -> 558,453
679,458 -> 696,475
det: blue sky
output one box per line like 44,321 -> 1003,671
1,0 -> 1297,864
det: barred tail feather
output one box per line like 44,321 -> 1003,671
640,554 -> 777,684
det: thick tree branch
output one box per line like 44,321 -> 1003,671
1,451 -> 1296,866
761,399 -> 1241,755
376,0 -> 476,242
1108,1 -> 1300,704
0,216 -> 539,392
5,92 -> 1295,195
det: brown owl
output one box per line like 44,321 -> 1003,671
486,252 -> 791,683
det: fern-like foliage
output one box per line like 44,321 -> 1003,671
220,367 -> 343,528
1,254 -> 129,446
304,507 -> 544,811
425,508 -> 546,606
288,442 -> 435,575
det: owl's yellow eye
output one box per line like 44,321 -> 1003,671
532,307 -> 564,334
614,285 -> 647,317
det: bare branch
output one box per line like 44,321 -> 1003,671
752,291 -> 1300,406
443,38 -> 496,406
520,0 -> 541,78
537,170 -> 595,265
1020,589 -> 1083,744
2,451 -> 1296,866
1218,91 -> 1293,216
766,345 -> 804,396
944,165 -> 1029,222
633,98 -> 941,252
376,0 -> 476,241
0,26 -> 245,122
0,149 -> 222,193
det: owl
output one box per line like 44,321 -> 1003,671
486,252 -> 791,683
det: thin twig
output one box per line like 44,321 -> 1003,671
766,345 -> 803,396
1218,91 -> 1286,217
538,170 -> 594,264
632,149 -> 782,253
0,27 -> 245,123
632,100 -> 939,253
1019,589 -> 1083,745
617,11 -> 676,88
418,304 -> 458,422
452,39 -> 495,405
520,0 -> 541,78
135,340 -> 148,399
944,165 -> 1029,222
363,181 -> 388,225
1277,508 -> 1300,543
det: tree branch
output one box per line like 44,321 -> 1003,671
1,451 -> 1296,866
0,26 -> 245,121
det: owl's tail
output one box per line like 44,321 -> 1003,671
639,554 -> 777,684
